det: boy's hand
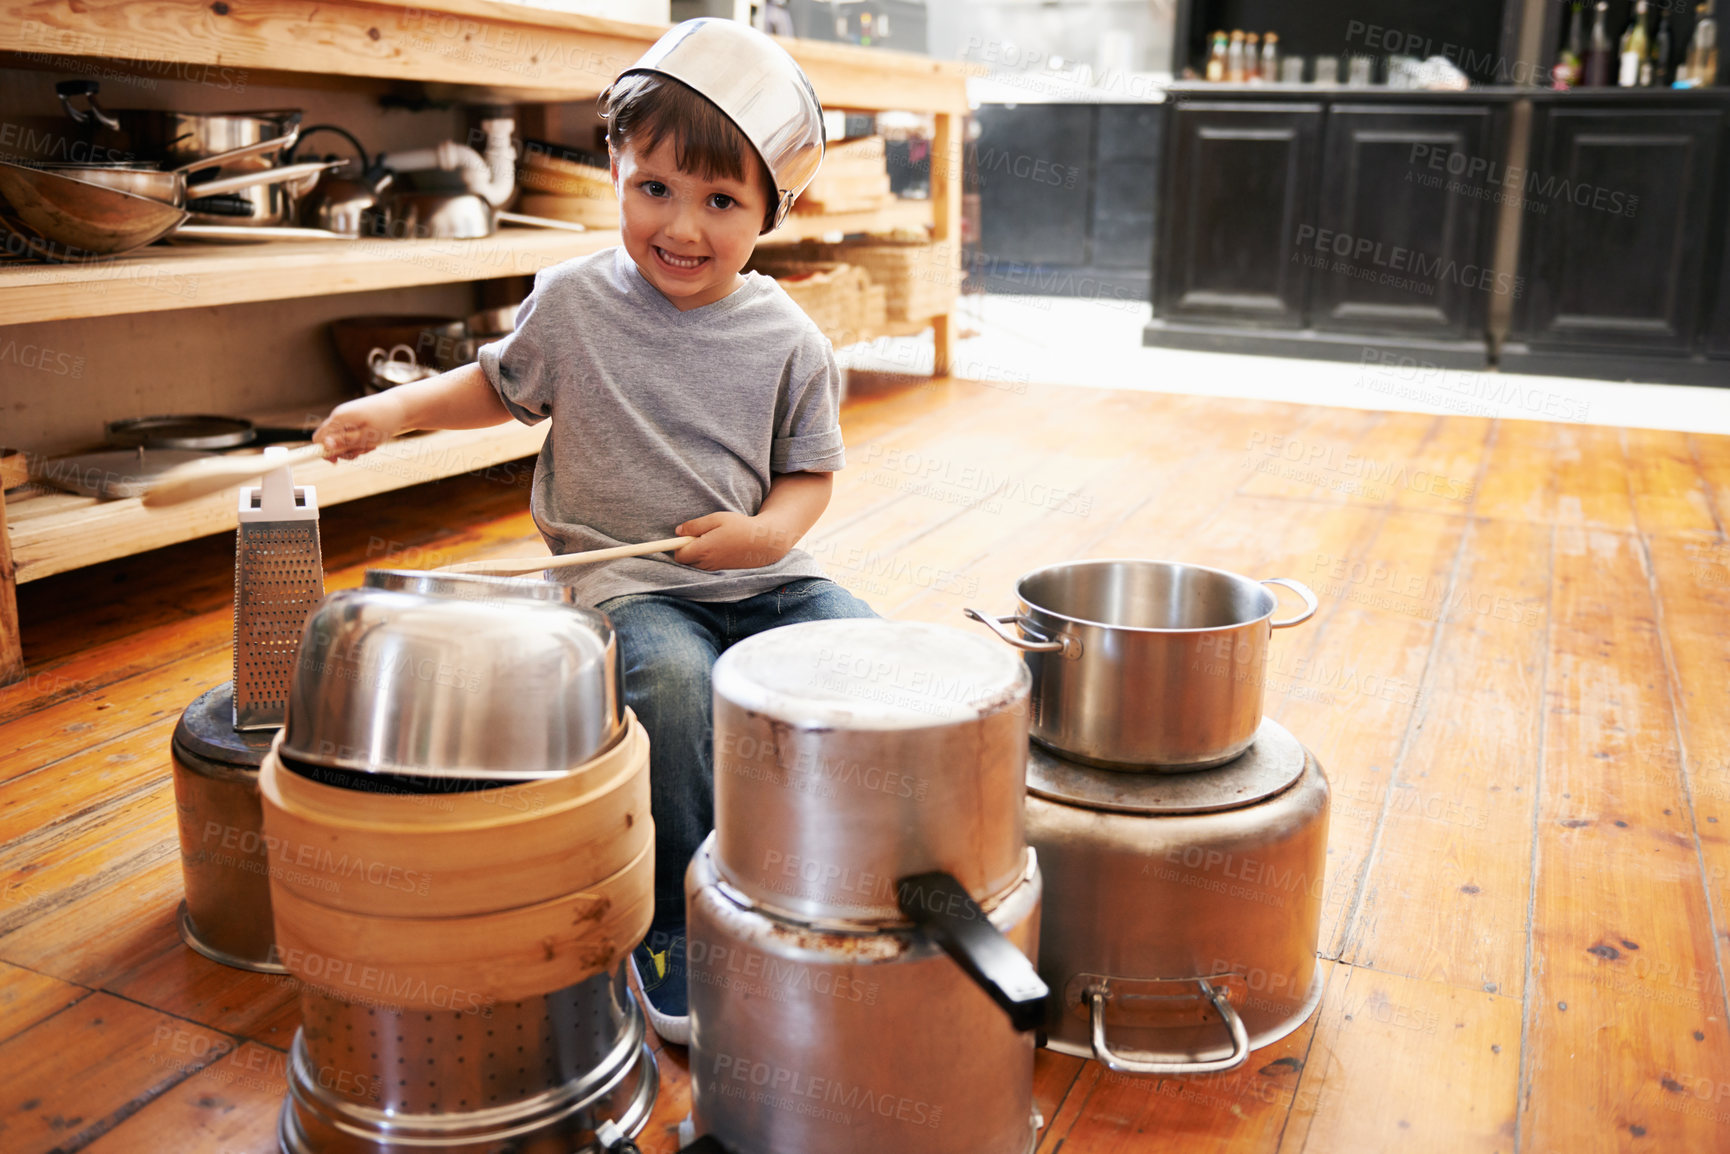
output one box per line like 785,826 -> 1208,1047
674,512 -> 799,571
314,393 -> 408,461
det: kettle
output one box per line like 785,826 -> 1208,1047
287,125 -> 393,236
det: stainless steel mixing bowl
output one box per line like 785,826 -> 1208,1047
281,569 -> 622,781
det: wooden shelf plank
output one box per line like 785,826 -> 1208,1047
0,0 -> 969,113
0,199 -> 934,326
767,197 -> 935,245
0,229 -> 613,325
8,421 -> 548,584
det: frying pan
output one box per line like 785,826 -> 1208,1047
32,132 -> 331,211
0,132 -> 337,261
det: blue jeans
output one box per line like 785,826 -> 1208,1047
598,578 -> 877,928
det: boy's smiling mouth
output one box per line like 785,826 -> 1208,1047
654,246 -> 709,272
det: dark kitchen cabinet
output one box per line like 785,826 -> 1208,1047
1154,101 -> 1322,328
1711,217 -> 1730,360
1146,90 -> 1509,366
970,103 -> 1159,299
974,104 -> 1097,268
1311,104 -> 1499,340
1512,105 -> 1723,356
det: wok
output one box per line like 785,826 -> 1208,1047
0,150 -> 338,261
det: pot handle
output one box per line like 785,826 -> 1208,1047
897,871 -> 1049,1032
56,80 -> 121,131
1262,578 -> 1319,628
963,608 -> 1082,659
191,159 -> 343,199
1088,978 -> 1249,1075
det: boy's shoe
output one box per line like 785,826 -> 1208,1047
630,924 -> 690,1046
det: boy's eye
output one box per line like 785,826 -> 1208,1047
708,193 -> 735,210
640,180 -> 668,197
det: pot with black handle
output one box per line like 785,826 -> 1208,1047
689,620 -> 1047,1154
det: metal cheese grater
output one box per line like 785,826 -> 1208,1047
233,446 -> 323,730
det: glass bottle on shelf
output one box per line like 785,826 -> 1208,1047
1245,32 -> 1261,80
1206,30 -> 1229,81
1262,32 -> 1281,83
1226,30 -> 1246,82
1684,0 -> 1719,84
1651,8 -> 1673,84
1618,0 -> 1650,86
1584,0 -> 1616,85
1553,1 -> 1585,88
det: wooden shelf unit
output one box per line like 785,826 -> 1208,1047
0,1 -> 969,681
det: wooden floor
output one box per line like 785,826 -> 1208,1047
4,374 -> 1730,1154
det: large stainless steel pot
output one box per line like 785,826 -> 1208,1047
687,839 -> 1043,1154
1026,718 -> 1329,1073
711,619 -> 1032,925
170,680 -> 287,974
967,560 -> 1318,770
280,963 -> 657,1154
281,569 -> 622,781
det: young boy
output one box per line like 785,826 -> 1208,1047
313,20 -> 874,1045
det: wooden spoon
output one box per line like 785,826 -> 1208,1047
141,442 -> 327,508
436,536 -> 695,576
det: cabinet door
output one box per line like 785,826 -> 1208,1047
1709,205 -> 1730,360
1156,102 -> 1322,328
1516,106 -> 1722,354
1312,104 -> 1499,340
974,104 -> 1096,268
1092,105 -> 1162,271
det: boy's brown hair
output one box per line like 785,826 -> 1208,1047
603,73 -> 779,233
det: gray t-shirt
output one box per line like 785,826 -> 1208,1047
477,246 -> 845,606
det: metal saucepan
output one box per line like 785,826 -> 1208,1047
967,560 -> 1318,770
57,81 -> 306,225
710,619 -> 1035,927
367,190 -> 590,239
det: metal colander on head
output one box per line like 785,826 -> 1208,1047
233,446 -> 323,730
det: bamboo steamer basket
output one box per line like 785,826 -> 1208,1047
259,712 -> 649,917
260,711 -> 654,1008
270,837 -> 653,1009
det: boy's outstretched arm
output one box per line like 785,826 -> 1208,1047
314,363 -> 512,460
675,471 -> 833,571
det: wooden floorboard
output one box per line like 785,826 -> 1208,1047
4,380 -> 1730,1152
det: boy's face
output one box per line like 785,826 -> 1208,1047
610,134 -> 770,312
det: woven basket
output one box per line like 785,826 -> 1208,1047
766,240 -> 957,323
752,257 -> 887,345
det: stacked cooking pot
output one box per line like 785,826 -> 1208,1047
689,619 -> 1049,1154
969,560 -> 1331,1074
261,570 -> 657,1153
